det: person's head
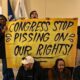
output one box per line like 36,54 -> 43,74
21,56 -> 34,70
0,15 -> 7,32
54,58 -> 65,72
30,10 -> 38,19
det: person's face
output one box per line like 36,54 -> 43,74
0,18 -> 6,32
30,11 -> 38,19
24,63 -> 33,70
0,18 -> 6,26
57,60 -> 65,72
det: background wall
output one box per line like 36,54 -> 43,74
11,0 -> 80,25
1,0 -> 80,18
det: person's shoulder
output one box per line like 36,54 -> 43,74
76,66 -> 80,68
74,66 -> 80,70
33,61 -> 41,69
18,65 -> 24,71
34,60 -> 40,65
64,67 -> 71,74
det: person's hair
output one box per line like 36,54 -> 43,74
0,15 -> 7,31
0,15 -> 7,22
54,58 -> 65,69
30,10 -> 38,18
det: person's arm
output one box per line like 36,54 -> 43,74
2,25 -> 7,33
34,61 -> 43,80
48,69 -> 53,80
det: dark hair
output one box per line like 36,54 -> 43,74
30,10 -> 38,18
0,15 -> 7,21
54,58 -> 65,69
22,57 -> 26,60
0,15 -> 7,31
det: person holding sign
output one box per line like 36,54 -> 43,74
30,10 -> 38,19
0,15 -> 14,80
52,58 -> 72,80
16,56 -> 42,80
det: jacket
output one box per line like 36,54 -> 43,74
16,61 -> 42,80
0,32 -> 5,59
73,66 -> 80,80
52,68 -> 72,80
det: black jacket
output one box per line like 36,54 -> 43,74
16,61 -> 42,80
0,32 -> 5,59
73,66 -> 80,80
52,67 -> 72,80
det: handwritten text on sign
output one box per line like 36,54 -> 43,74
5,18 -> 77,68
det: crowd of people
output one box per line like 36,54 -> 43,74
0,10 -> 80,80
